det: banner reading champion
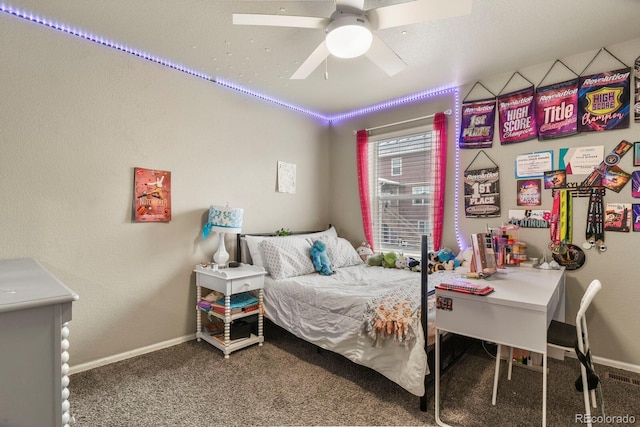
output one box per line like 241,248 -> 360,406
498,87 -> 537,144
578,67 -> 631,132
459,98 -> 496,149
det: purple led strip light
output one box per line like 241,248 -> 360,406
1,3 -> 464,246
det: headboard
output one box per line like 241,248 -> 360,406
236,225 -> 333,265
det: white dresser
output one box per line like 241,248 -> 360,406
0,258 -> 79,427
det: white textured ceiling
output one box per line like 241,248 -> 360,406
5,0 -> 640,115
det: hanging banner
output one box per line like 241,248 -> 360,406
464,167 -> 500,217
634,56 -> 640,123
578,67 -> 631,132
535,78 -> 579,140
498,87 -> 537,144
459,98 -> 496,149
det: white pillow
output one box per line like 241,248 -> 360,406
245,226 -> 338,268
314,235 -> 363,268
260,238 -> 315,280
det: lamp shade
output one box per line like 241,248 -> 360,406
208,204 -> 243,231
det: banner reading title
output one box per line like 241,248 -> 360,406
459,98 -> 496,149
498,87 -> 537,144
535,78 -> 579,140
578,67 -> 631,132
464,167 -> 500,218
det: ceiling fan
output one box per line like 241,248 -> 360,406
232,0 -> 472,79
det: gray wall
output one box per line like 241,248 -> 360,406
2,10 -> 639,372
0,14 -> 330,367
330,39 -> 640,370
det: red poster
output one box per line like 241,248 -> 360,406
498,87 -> 537,144
133,167 -> 172,222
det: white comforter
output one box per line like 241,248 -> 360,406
262,264 -> 453,396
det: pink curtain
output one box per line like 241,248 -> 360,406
432,112 -> 447,250
356,130 -> 374,250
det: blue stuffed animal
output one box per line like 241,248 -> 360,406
310,240 -> 333,275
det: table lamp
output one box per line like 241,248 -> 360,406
202,204 -> 243,267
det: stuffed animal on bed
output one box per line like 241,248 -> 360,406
357,242 -> 374,262
310,240 -> 333,275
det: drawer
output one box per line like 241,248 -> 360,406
231,275 -> 263,293
196,273 -> 226,294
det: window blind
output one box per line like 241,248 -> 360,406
368,128 -> 435,257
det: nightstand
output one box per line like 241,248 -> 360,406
194,264 -> 266,358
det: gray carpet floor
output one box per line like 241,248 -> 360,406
69,322 -> 638,426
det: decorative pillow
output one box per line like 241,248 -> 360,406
314,236 -> 363,268
260,238 -> 315,280
245,226 -> 338,268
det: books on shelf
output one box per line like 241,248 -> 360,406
436,278 -> 494,296
198,292 -> 260,315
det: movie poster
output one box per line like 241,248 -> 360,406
459,98 -> 496,149
498,87 -> 537,144
578,67 -> 631,132
464,167 -> 500,217
133,167 -> 172,222
535,78 -> 579,140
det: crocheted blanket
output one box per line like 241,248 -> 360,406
362,285 -> 421,349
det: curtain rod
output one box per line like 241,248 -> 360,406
353,109 -> 452,135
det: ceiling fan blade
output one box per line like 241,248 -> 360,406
365,34 -> 406,77
291,41 -> 330,80
368,0 -> 472,30
336,0 -> 365,13
232,13 -> 329,29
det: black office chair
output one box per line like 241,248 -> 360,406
493,279 -> 604,427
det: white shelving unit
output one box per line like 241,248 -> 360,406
0,258 -> 79,427
194,264 -> 266,358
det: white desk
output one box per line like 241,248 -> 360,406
434,267 -> 565,427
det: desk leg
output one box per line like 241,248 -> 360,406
542,351 -> 547,427
435,328 -> 452,427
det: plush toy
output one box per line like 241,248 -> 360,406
395,255 -> 409,270
357,242 -> 374,262
310,240 -> 333,275
367,253 -> 384,266
382,252 -> 398,268
408,257 -> 421,272
437,247 -> 461,268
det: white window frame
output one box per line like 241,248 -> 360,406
391,157 -> 402,176
368,125 -> 435,257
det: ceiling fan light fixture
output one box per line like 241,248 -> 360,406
325,14 -> 372,59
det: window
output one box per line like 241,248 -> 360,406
368,128 -> 435,256
391,158 -> 402,176
412,186 -> 429,205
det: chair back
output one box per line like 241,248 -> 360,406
577,279 -> 602,320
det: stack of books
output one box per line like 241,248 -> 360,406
199,293 -> 260,315
436,278 -> 494,295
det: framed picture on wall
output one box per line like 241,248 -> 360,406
634,142 -> 640,166
133,167 -> 172,222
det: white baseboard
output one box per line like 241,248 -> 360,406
69,334 -> 195,375
592,354 -> 640,374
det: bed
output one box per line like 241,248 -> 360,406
236,226 -> 467,408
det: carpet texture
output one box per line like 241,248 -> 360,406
69,322 -> 638,426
